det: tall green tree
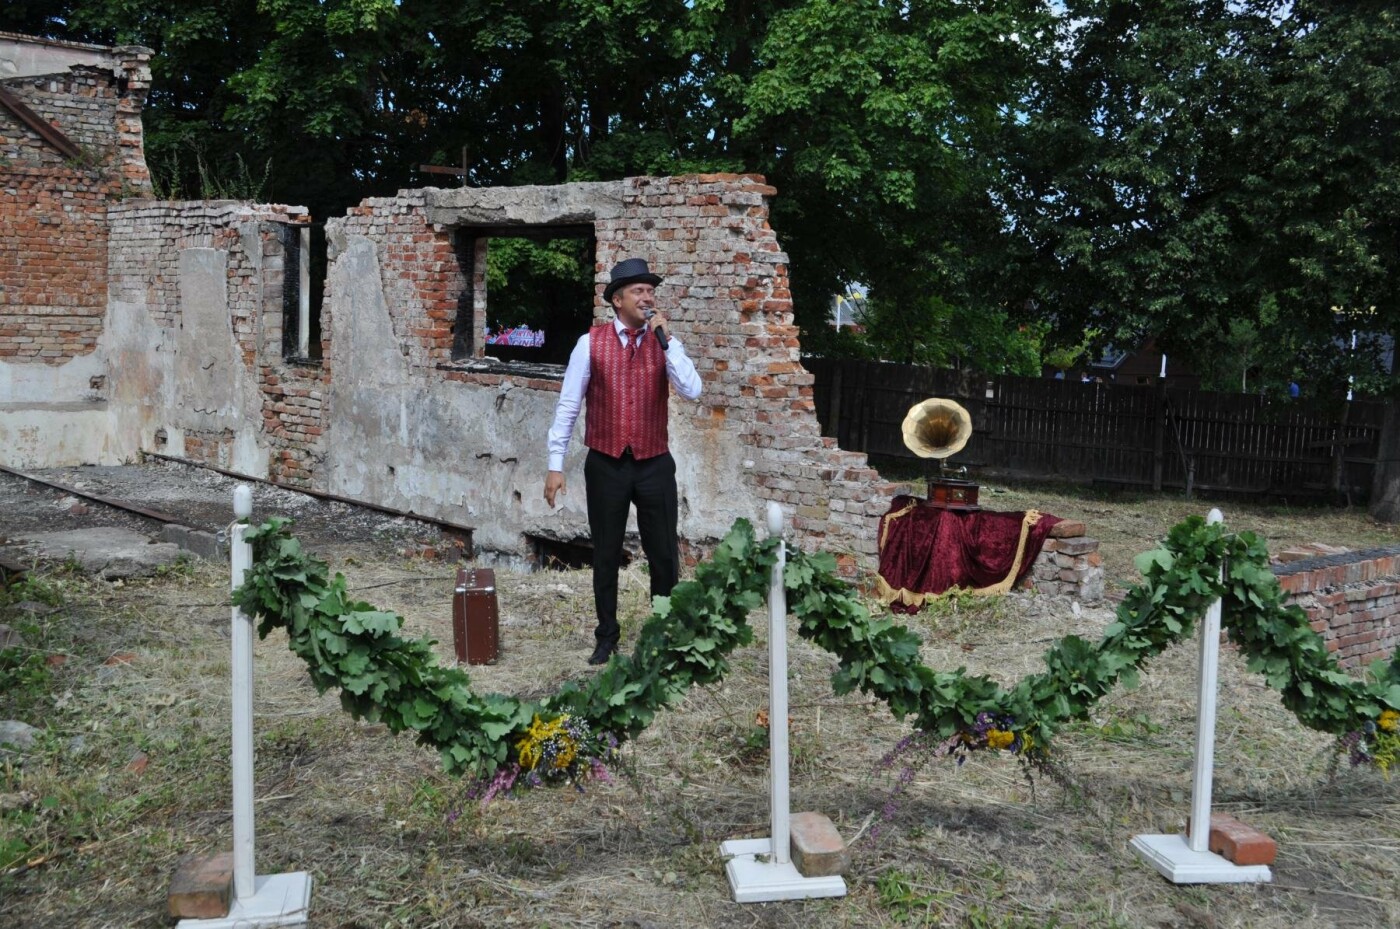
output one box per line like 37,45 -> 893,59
2,0 -> 1046,368
733,0 -> 1047,365
1005,0 -> 1399,398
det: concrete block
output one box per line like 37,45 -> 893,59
159,524 -> 226,561
1053,536 -> 1099,557
167,851 -> 233,919
789,811 -> 849,878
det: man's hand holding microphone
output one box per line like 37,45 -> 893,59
643,309 -> 669,350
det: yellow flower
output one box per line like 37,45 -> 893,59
1379,709 -> 1399,733
987,729 -> 1015,751
515,714 -> 569,772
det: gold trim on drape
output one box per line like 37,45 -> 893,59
971,509 -> 1041,595
878,501 -> 918,551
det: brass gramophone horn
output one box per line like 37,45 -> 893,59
901,398 -> 972,459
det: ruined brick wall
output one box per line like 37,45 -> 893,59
0,42 -> 150,364
1275,548 -> 1400,669
331,190 -> 467,372
106,199 -> 325,480
326,175 -> 901,567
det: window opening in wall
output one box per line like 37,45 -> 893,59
280,221 -> 325,362
458,227 -> 595,367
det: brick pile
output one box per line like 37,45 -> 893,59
0,47 -> 151,363
1274,545 -> 1400,669
1027,520 -> 1106,602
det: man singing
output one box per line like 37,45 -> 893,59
544,258 -> 703,665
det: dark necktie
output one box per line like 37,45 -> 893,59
627,328 -> 642,357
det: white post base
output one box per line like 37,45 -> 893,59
1130,834 -> 1271,884
176,872 -> 314,928
720,838 -> 847,903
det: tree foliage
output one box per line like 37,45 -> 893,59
1004,1 -> 1399,396
3,2 -> 1395,391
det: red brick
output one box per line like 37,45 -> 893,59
1054,537 -> 1099,557
1201,813 -> 1276,866
789,812 -> 848,877
167,851 -> 234,919
1048,519 -> 1087,538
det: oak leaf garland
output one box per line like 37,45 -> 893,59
232,515 -> 1400,783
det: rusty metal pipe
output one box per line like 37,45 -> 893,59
0,463 -> 189,525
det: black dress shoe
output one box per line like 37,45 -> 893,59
587,643 -> 616,666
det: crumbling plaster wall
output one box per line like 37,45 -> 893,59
0,33 -> 151,466
89,174 -> 898,568
104,199 -> 320,478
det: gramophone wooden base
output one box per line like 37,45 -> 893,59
925,479 -> 980,511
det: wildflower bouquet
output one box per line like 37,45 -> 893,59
474,713 -> 618,803
1342,708 -> 1400,775
960,712 -> 1033,758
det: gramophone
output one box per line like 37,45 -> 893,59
900,397 -> 980,511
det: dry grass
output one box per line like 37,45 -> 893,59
953,478 -> 1400,590
3,483 -> 1399,929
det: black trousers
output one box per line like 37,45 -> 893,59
584,448 -> 680,648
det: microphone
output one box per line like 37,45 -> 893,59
643,309 -> 669,350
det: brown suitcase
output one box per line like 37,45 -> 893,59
452,566 -> 499,665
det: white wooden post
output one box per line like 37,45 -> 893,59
1187,509 -> 1225,853
1130,509 -> 1271,884
719,503 -> 845,902
177,487 -> 313,927
231,484 -> 256,899
767,502 -> 791,866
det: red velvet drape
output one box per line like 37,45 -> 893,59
876,495 -> 1061,614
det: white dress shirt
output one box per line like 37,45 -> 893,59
547,319 -> 703,471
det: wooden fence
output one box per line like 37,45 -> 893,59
805,358 -> 1385,501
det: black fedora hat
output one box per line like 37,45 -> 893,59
603,258 -> 663,302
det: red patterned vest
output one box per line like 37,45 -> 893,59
584,323 -> 670,460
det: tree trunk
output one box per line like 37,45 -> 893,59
1369,400 -> 1400,522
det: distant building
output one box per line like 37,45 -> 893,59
1045,337 -> 1201,389
829,286 -> 868,330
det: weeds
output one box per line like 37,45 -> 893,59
153,554 -> 196,579
876,868 -> 952,924
0,637 -> 51,716
0,575 -> 65,609
0,576 -> 69,718
149,135 -> 272,201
